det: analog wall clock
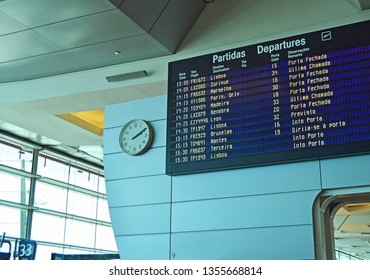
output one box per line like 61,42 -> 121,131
119,119 -> 154,156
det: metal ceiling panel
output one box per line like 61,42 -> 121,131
0,0 -> 116,28
33,10 -> 145,49
1,51 -> 89,82
0,64 -> 20,82
0,30 -> 60,63
120,0 -> 170,32
0,0 -> 205,83
67,34 -> 171,69
0,11 -> 27,35
149,0 -> 206,52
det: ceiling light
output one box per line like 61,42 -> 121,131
114,51 -> 122,55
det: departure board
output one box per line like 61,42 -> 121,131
166,20 -> 370,175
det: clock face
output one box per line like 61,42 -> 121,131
119,119 -> 154,156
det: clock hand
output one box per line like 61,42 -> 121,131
131,128 -> 147,140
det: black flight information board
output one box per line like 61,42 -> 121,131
166,20 -> 370,175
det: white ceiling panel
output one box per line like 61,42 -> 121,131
1,51 -> 89,82
0,0 -> 116,28
0,10 -> 27,35
0,30 -> 61,63
67,34 -> 171,68
0,64 -> 20,82
34,10 -> 145,49
0,0 -> 205,83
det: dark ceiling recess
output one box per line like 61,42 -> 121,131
109,0 -> 124,6
358,0 -> 370,10
109,0 -> 206,52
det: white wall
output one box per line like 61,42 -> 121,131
104,0 -> 370,259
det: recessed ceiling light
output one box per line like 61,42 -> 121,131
114,51 -> 122,55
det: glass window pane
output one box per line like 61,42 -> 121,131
0,172 -> 30,204
69,166 -> 99,192
31,213 -> 65,244
34,182 -> 67,212
98,176 -> 106,194
67,191 -> 97,219
0,142 -> 33,172
37,155 -> 69,183
0,205 -> 27,238
97,198 -> 110,222
61,248 -> 94,255
95,225 -> 117,251
64,219 -> 95,248
35,244 -> 64,260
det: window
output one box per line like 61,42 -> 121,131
0,141 -> 33,172
0,138 -> 117,260
0,205 -> 27,238
34,182 -> 67,212
333,202 -> 370,260
37,155 -> 69,182
0,173 -> 30,204
313,189 -> 370,260
31,213 -> 66,244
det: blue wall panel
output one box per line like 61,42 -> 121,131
109,204 -> 170,235
171,225 -> 315,260
116,234 -> 170,260
106,175 -> 171,207
104,147 -> 166,179
172,190 -> 319,233
173,161 -> 321,201
104,95 -> 167,128
321,154 -> 370,189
